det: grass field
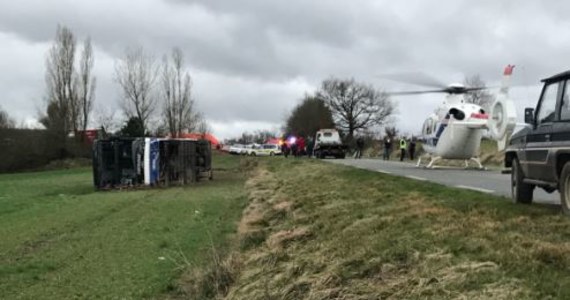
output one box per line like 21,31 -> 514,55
5,153 -> 570,299
220,157 -> 570,299
0,153 -> 246,299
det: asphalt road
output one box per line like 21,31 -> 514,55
326,158 -> 560,205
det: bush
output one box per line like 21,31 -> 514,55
0,128 -> 91,173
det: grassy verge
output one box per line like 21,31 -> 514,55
220,157 -> 570,299
0,153 -> 247,299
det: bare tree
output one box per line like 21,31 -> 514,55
464,74 -> 495,110
0,106 -> 15,129
384,126 -> 398,139
316,78 -> 394,141
161,48 -> 199,137
115,47 -> 157,132
77,37 -> 96,136
94,104 -> 118,134
197,114 -> 211,136
44,25 -> 77,135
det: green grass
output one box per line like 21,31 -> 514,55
0,153 -> 246,299
225,157 -> 570,299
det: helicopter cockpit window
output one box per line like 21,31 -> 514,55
560,80 -> 570,121
536,82 -> 559,125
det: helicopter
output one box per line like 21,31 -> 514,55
383,65 -> 517,169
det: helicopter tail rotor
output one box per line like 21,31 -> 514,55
488,65 -> 517,151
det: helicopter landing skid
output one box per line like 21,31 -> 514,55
465,157 -> 486,170
416,156 -> 487,170
416,156 -> 442,169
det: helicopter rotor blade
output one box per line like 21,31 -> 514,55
386,89 -> 449,96
464,86 -> 489,92
377,71 -> 448,89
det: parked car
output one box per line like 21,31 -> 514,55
229,144 -> 245,155
248,144 -> 281,156
242,144 -> 256,155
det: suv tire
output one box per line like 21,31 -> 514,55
511,158 -> 533,204
559,163 -> 570,215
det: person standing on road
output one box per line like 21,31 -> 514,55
291,142 -> 298,157
355,137 -> 364,159
409,138 -> 416,161
306,137 -> 314,158
399,137 -> 407,161
297,136 -> 306,157
282,141 -> 289,158
383,136 -> 392,160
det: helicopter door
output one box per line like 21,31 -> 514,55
525,81 -> 561,180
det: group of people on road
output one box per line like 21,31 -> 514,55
281,136 -> 314,158
383,136 -> 416,161
356,135 -> 417,161
281,133 -> 416,162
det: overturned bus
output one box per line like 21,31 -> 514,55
92,137 -> 212,189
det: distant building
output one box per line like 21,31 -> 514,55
265,138 -> 282,145
71,129 -> 105,145
176,133 -> 220,149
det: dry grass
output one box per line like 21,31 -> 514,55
176,252 -> 242,300
267,227 -> 312,250
184,157 -> 570,299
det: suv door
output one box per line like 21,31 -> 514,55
525,81 -> 561,180
552,80 -> 570,179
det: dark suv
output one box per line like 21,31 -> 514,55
505,70 -> 570,214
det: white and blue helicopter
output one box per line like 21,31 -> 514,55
385,65 -> 517,169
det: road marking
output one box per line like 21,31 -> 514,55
405,175 -> 427,181
455,185 -> 494,194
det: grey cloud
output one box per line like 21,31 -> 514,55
0,0 -> 569,137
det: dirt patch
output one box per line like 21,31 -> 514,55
403,195 -> 452,218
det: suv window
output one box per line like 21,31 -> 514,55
323,132 -> 332,137
561,81 -> 570,121
536,82 -> 559,125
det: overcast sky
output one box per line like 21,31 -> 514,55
0,0 -> 568,139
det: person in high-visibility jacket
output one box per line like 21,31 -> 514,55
399,138 -> 407,161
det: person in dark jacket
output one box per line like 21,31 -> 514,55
355,137 -> 365,159
383,136 -> 392,160
291,142 -> 298,157
281,141 -> 289,158
306,137 -> 314,158
409,138 -> 417,161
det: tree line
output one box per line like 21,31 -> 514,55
36,25 -> 207,157
0,25 -> 208,172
